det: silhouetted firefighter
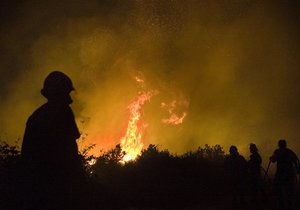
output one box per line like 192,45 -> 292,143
248,143 -> 266,202
269,139 -> 300,210
21,71 -> 84,209
224,145 -> 247,207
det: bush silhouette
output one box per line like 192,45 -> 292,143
0,141 -> 22,209
0,142 -> 279,209
86,143 -> 227,208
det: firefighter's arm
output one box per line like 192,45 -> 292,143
269,150 -> 278,163
295,155 -> 300,175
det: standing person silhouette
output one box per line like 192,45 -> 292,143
248,143 -> 266,203
224,145 -> 248,207
21,71 -> 83,209
270,139 -> 299,210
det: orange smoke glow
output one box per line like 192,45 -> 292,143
120,90 -> 157,162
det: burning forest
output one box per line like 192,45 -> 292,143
1,0 -> 300,209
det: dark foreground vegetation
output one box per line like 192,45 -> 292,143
0,141 -> 299,209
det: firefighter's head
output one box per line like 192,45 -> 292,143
41,71 -> 75,104
249,143 -> 258,153
229,145 -> 238,155
278,139 -> 287,149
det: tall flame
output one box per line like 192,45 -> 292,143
120,90 -> 156,162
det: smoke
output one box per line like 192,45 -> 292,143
1,0 -> 300,163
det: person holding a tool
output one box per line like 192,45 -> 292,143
270,139 -> 300,210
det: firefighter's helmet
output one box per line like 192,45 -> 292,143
41,71 -> 74,98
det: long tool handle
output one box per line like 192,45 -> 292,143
263,160 -> 271,180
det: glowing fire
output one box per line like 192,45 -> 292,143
118,74 -> 188,162
162,112 -> 187,125
120,90 -> 156,162
161,100 -> 188,125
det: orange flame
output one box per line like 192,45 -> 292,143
161,100 -> 188,125
162,112 -> 187,125
120,90 -> 156,162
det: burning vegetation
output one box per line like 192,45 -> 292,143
117,75 -> 188,162
120,90 -> 157,162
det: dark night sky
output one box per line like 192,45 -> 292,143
0,0 -> 300,161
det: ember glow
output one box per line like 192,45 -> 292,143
120,90 -> 157,162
